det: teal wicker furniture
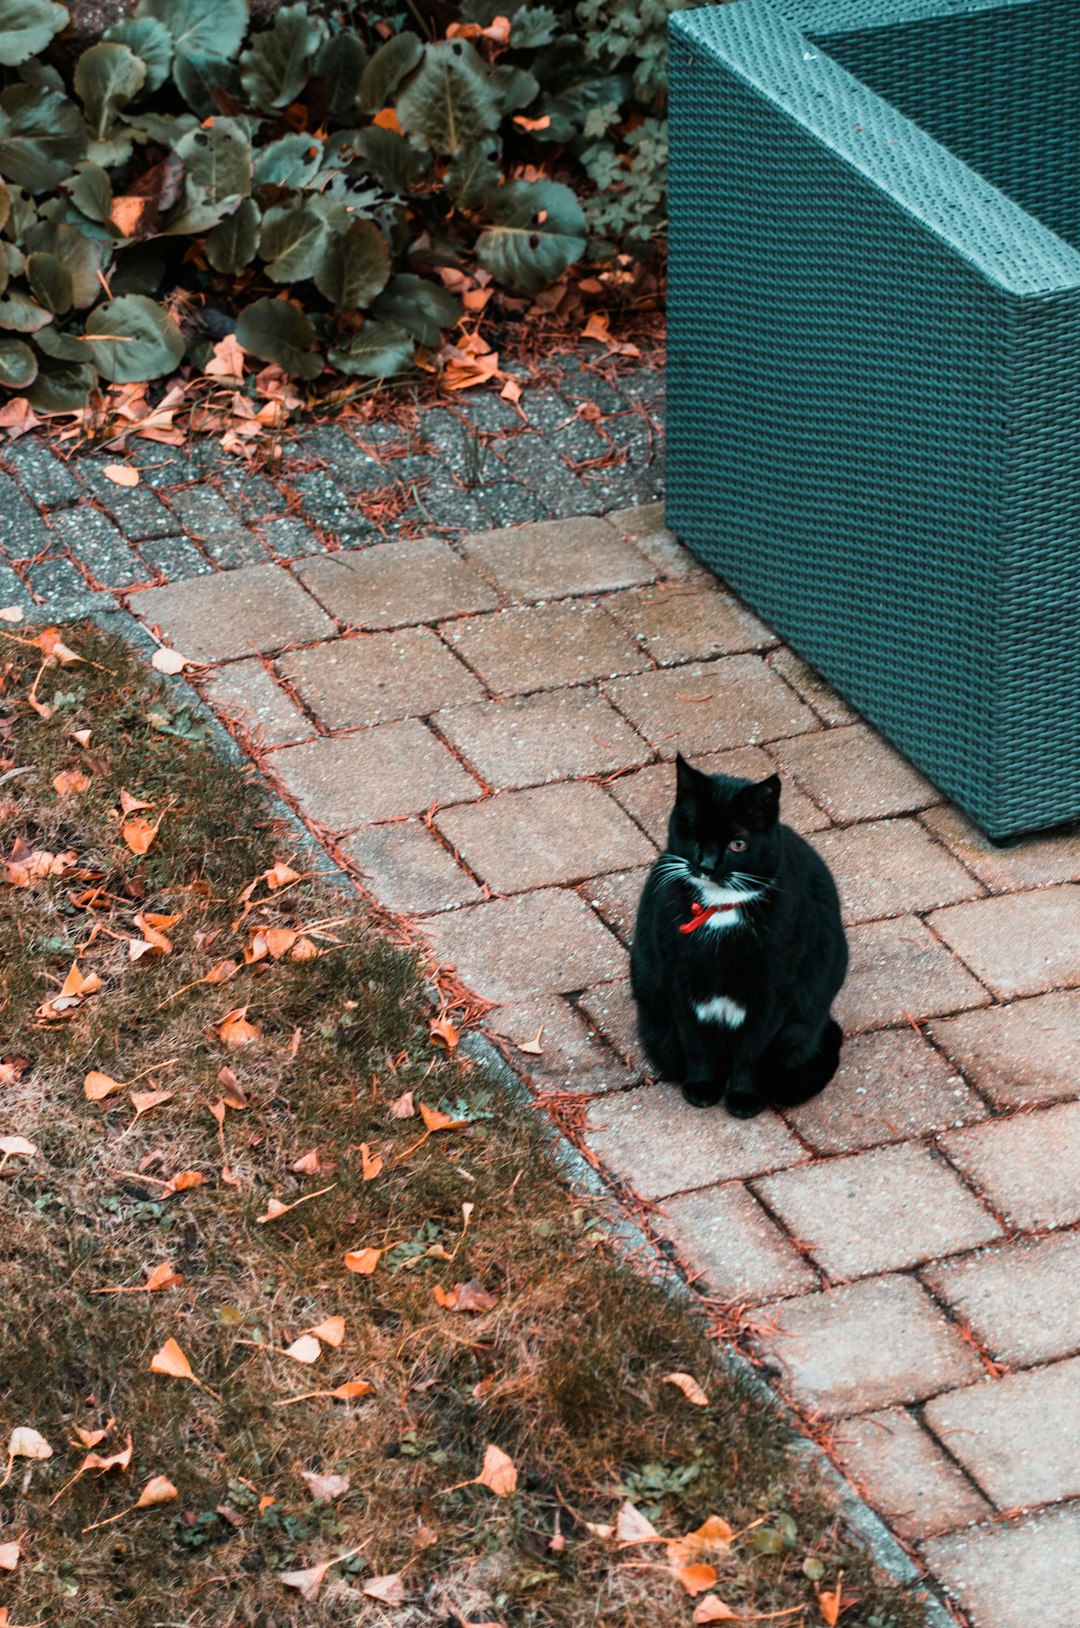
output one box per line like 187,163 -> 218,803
667,0 -> 1080,840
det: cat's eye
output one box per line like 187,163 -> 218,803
728,837 -> 748,853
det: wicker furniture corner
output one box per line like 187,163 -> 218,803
667,0 -> 1080,840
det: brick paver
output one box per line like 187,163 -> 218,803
771,723 -> 944,822
928,885 -> 1080,998
922,1506 -> 1080,1628
605,582 -> 775,663
200,657 -> 313,749
939,1102 -> 1080,1231
134,562 -> 333,660
755,1144 -> 1001,1281
754,1275 -> 984,1415
928,990 -> 1080,1106
836,915 -> 991,1032
269,721 -> 480,829
787,1029 -> 987,1154
294,536 -> 499,629
922,1230 -> 1080,1368
808,819 -> 984,923
435,782 -> 654,893
923,1357 -> 1080,1509
585,1084 -> 805,1197
831,1409 -> 991,1540
435,687 -> 651,789
461,515 -> 655,600
340,819 -> 482,916
656,1182 -> 821,1302
424,888 -> 624,1000
51,452 -> 1074,1621
279,627 -> 483,730
606,657 -> 817,757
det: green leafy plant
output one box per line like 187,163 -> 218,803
0,0 -> 684,405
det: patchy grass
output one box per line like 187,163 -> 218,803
0,624 -> 923,1628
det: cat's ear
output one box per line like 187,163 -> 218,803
675,753 -> 706,802
731,773 -> 781,831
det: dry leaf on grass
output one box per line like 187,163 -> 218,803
274,1378 -> 372,1407
3,840 -> 78,887
159,1169 -> 206,1198
693,1598 -> 739,1624
430,1013 -> 459,1050
388,1090 -> 415,1118
128,1089 -> 174,1127
433,1280 -> 499,1314
33,627 -> 82,665
364,1574 -> 405,1605
52,768 -> 90,797
2,1427 -> 53,1487
306,1316 -> 345,1347
0,1136 -> 38,1165
677,1564 -> 720,1598
121,812 -> 163,856
360,1142 -> 383,1181
219,1006 -> 260,1046
290,1148 -> 321,1174
300,1470 -> 349,1502
443,1443 -> 518,1499
91,1261 -> 182,1295
82,1473 -> 178,1532
35,961 -> 102,1022
278,1546 -> 364,1602
49,1435 -> 132,1505
616,1501 -> 662,1546
150,647 -> 188,675
0,1540 -> 20,1571
667,1516 -> 734,1567
283,1335 -> 322,1365
84,1070 -> 126,1101
343,1246 -> 386,1276
663,1371 -> 710,1406
817,1576 -> 850,1626
256,1183 -> 336,1224
149,1338 -> 220,1401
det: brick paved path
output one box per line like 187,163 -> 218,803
4,377 -> 1077,1628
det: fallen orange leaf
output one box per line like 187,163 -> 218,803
84,1070 -> 126,1101
256,1183 -> 336,1225
1,1426 -> 52,1487
103,464 -> 139,487
817,1576 -> 850,1626
678,1564 -> 719,1598
82,1473 -> 178,1532
300,1469 -> 349,1501
91,1261 -> 182,1295
694,1598 -> 739,1624
284,1335 -> 322,1365
49,1434 -> 133,1505
278,1545 -> 364,1601
388,1090 -> 415,1119
219,1006 -> 260,1046
306,1316 -> 345,1347
364,1574 -> 405,1605
121,813 -> 162,855
616,1501 -> 662,1545
343,1246 -> 384,1275
150,646 -> 187,674
433,1280 -> 499,1314
663,1371 -> 710,1407
150,1338 -> 220,1401
0,1539 -> 20,1571
52,768 -> 90,798
159,1169 -> 205,1198
429,1014 -> 460,1050
274,1378 -> 372,1407
360,1142 -> 382,1181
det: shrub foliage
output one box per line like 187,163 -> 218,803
0,0 -> 683,404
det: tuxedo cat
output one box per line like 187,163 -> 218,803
630,756 -> 847,1117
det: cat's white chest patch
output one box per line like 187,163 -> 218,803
694,880 -> 760,931
695,995 -> 747,1028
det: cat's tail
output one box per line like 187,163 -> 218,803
757,1019 -> 843,1108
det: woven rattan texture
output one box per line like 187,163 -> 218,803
667,0 -> 1080,838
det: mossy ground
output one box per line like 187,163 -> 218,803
0,623 -> 924,1628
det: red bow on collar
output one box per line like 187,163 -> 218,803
678,900 -> 739,935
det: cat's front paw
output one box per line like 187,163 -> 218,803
681,1077 -> 724,1109
724,1087 -> 767,1119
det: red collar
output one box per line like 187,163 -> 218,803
678,900 -> 740,935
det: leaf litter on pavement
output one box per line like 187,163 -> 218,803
0,625 -> 919,1628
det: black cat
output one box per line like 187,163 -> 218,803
630,756 -> 848,1118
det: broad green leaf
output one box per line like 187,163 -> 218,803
240,3 -> 325,112
84,292 -> 184,382
25,251 -> 72,313
312,219 -> 389,310
0,289 -> 52,331
0,0 -> 68,67
206,197 -> 259,274
490,63 -> 540,114
396,40 -> 501,158
26,356 -> 94,410
6,185 -> 38,238
0,84 -> 87,193
358,33 -> 422,115
103,17 -> 173,95
0,334 -> 36,386
328,319 -> 413,378
477,179 -> 586,290
109,240 -> 166,296
75,43 -> 147,141
0,177 -> 8,234
31,320 -> 84,359
137,0 -> 247,70
235,296 -> 320,378
259,204 -> 328,283
352,127 -> 427,194
25,221 -> 107,306
444,137 -> 499,209
65,160 -> 113,223
175,118 -> 251,202
173,53 -> 240,119
121,109 -> 197,146
314,30 -> 367,124
509,6 -> 560,49
371,274 -> 458,348
303,190 -> 352,236
0,253 -> 7,297
253,134 -> 323,190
